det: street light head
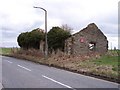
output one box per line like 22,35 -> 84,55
33,6 -> 37,8
33,6 -> 46,12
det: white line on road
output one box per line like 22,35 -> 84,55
17,65 -> 31,71
42,75 -> 76,90
6,60 -> 13,64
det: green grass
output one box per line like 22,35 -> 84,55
92,50 -> 119,66
92,56 -> 119,66
0,48 -> 12,55
91,55 -> 119,72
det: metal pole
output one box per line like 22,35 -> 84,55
45,9 -> 48,59
33,6 -> 48,59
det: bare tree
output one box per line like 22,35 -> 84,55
61,24 -> 73,34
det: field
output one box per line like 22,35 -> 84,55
0,48 -> 12,55
93,56 -> 118,66
0,48 -> 20,55
92,55 -> 118,70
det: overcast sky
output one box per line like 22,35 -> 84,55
0,0 -> 119,49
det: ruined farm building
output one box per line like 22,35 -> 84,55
65,23 -> 108,55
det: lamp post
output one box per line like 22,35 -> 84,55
33,6 -> 48,59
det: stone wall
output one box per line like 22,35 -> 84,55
65,23 -> 108,55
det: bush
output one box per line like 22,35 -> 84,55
47,27 -> 71,52
17,28 -> 45,49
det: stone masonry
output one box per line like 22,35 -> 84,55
65,23 -> 108,55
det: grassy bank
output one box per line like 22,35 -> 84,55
47,51 -> 119,81
1,48 -> 119,83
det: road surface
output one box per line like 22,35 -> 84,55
2,56 -> 119,89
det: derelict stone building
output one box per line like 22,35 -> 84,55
65,23 -> 108,55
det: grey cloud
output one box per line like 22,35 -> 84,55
1,27 -> 13,31
28,21 -> 43,30
106,34 -> 118,37
99,23 -> 118,35
2,30 -> 18,38
2,41 -> 18,47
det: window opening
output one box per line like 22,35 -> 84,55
89,42 -> 96,51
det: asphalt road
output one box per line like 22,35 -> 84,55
2,56 -> 119,89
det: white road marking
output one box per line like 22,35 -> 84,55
17,65 -> 31,71
42,75 -> 76,90
6,60 -> 12,64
